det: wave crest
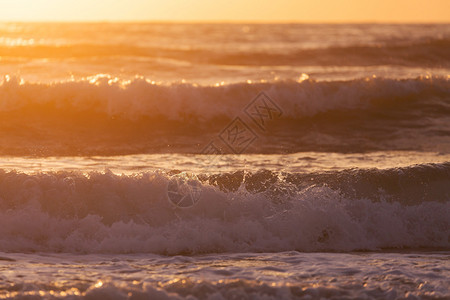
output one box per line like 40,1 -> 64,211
0,163 -> 449,254
0,75 -> 449,154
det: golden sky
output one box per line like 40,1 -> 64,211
0,0 -> 449,22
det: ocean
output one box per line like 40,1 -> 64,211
0,23 -> 449,299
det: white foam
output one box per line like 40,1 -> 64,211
0,75 -> 447,120
0,169 -> 448,254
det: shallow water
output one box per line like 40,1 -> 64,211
1,252 -> 449,299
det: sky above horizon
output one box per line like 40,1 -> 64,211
0,0 -> 449,22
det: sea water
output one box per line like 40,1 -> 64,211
0,23 -> 449,299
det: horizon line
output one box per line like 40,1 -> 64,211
0,19 -> 449,24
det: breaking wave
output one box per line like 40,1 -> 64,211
0,162 -> 448,254
0,75 -> 449,154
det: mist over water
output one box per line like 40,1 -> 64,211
0,23 -> 449,299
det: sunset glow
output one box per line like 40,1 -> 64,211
0,0 -> 449,22
1,0 -> 449,298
